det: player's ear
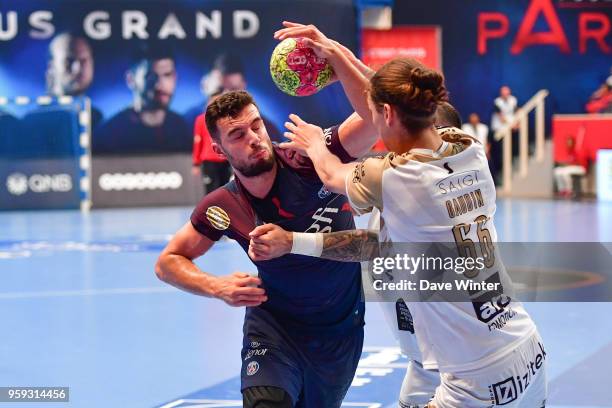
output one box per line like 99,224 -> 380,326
211,141 -> 226,158
383,103 -> 393,126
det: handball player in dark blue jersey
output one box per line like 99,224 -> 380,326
155,82 -> 377,406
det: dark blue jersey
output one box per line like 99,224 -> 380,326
191,127 -> 363,337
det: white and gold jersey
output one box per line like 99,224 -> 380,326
347,127 -> 537,374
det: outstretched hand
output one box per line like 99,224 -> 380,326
274,21 -> 337,61
278,114 -> 326,156
248,223 -> 293,261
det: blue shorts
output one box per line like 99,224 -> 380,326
240,310 -> 364,407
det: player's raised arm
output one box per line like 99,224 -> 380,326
248,223 -> 380,263
331,39 -> 376,81
155,221 -> 267,307
336,112 -> 379,159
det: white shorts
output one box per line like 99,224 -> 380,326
429,332 -> 547,408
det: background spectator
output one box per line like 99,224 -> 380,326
462,113 -> 490,157
192,91 -> 232,194
553,130 -> 587,198
491,85 -> 518,133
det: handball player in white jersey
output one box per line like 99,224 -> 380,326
249,24 -> 547,408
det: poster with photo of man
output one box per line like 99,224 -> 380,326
46,32 -> 103,128
0,1 -> 358,158
93,44 -> 191,155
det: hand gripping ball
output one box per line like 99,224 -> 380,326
270,38 -> 334,97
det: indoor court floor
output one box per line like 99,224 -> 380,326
1,198 -> 611,408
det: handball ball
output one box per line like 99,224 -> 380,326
270,38 -> 334,97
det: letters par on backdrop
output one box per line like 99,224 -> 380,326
478,0 -> 611,55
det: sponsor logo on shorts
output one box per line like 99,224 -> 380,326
244,347 -> 268,361
246,361 -> 259,376
6,172 -> 72,195
206,206 -> 230,230
489,341 -> 546,406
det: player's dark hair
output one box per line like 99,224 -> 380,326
435,102 -> 462,128
209,90 -> 223,99
370,57 -> 448,133
205,90 -> 258,141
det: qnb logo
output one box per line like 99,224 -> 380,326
6,173 -> 27,196
6,173 -> 72,196
99,172 -> 183,191
489,342 -> 547,406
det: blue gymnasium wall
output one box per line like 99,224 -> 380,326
393,0 -> 611,125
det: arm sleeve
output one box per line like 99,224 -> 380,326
345,155 -> 390,215
323,125 -> 356,164
189,191 -> 226,241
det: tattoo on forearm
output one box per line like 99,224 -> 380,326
320,229 -> 380,262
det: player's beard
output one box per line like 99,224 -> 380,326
227,144 -> 275,178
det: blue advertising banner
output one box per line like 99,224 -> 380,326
0,158 -> 81,209
0,97 -> 89,210
0,0 -> 357,156
393,0 -> 611,122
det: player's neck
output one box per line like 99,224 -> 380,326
235,163 -> 278,199
394,127 -> 442,154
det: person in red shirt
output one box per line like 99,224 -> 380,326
192,92 -> 232,193
554,132 -> 587,197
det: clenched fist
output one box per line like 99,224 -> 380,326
211,272 -> 267,307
